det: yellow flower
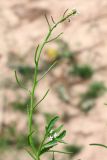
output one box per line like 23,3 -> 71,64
46,48 -> 58,60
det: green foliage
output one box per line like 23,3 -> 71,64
0,137 -> 12,151
79,81 -> 106,113
14,9 -> 77,160
56,85 -> 70,103
38,116 -> 66,156
70,64 -> 94,79
79,99 -> 95,113
65,144 -> 83,157
46,116 -> 59,133
82,81 -> 106,100
0,125 -> 16,150
17,65 -> 35,79
0,126 -> 40,151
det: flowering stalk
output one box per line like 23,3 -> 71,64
15,9 -> 77,160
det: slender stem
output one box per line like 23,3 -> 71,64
28,63 -> 38,157
27,9 -> 77,160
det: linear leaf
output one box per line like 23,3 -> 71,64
33,89 -> 50,110
54,125 -> 63,134
43,140 -> 57,148
40,140 -> 57,155
45,14 -> 51,30
56,130 -> 66,141
15,70 -> 29,92
46,33 -> 63,43
90,143 -> 107,148
46,116 -> 59,133
38,61 -> 57,82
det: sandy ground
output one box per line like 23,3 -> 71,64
0,0 -> 107,160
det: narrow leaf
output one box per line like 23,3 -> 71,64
57,140 -> 67,144
46,116 -> 59,133
54,125 -> 63,134
43,140 -> 57,148
33,89 -> 50,110
38,61 -> 57,82
51,16 -> 56,24
45,14 -> 51,29
63,9 -> 69,17
40,140 -> 57,155
56,130 -> 66,141
15,70 -> 29,92
46,32 -> 63,43
90,143 -> 107,148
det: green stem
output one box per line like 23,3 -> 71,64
27,9 -> 77,160
28,64 -> 38,157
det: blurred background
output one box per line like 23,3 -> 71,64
0,0 -> 107,160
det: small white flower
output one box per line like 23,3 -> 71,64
48,136 -> 53,141
54,133 -> 57,138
